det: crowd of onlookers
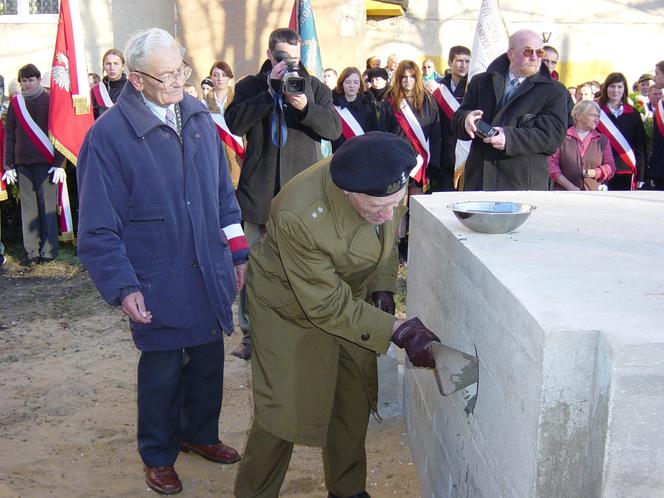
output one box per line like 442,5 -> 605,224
1,38 -> 664,269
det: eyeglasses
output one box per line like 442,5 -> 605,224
518,48 -> 546,58
135,60 -> 192,87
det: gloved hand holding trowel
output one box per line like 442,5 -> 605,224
391,317 -> 441,368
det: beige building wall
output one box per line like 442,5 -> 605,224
176,0 -> 366,87
0,0 -> 113,94
1,1 -> 662,95
365,0 -> 664,89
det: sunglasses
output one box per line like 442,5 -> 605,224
519,48 -> 546,58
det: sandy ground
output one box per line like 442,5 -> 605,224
0,256 -> 420,498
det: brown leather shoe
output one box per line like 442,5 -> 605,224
180,440 -> 241,464
230,343 -> 251,360
144,465 -> 182,495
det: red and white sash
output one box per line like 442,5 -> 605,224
390,98 -> 430,185
432,84 -> 458,120
210,113 -> 245,160
334,105 -> 365,140
91,82 -> 114,108
432,84 -> 471,188
11,95 -> 55,163
597,106 -> 637,189
655,99 -> 664,139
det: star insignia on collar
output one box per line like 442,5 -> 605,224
317,207 -> 324,214
311,211 -> 318,219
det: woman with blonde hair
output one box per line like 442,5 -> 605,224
548,100 -> 615,190
379,60 -> 440,192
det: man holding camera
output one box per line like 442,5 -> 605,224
225,27 -> 341,360
451,29 -> 567,191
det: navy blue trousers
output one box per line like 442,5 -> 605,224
137,339 -> 224,467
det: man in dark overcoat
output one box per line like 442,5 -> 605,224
225,27 -> 341,359
451,29 -> 568,191
234,132 -> 441,498
77,28 -> 249,495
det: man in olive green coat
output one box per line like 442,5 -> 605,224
235,132 -> 441,498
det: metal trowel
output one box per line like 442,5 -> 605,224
431,342 -> 479,396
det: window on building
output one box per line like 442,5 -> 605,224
29,0 -> 58,14
0,0 -> 19,15
0,0 -> 58,20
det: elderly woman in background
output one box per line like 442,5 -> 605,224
331,66 -> 378,151
548,100 -> 615,191
204,61 -> 241,188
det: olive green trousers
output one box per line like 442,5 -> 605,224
234,346 -> 370,498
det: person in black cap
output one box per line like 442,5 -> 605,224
235,131 -> 441,498
367,67 -> 389,102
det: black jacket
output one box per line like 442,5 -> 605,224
225,60 -> 341,225
434,74 -> 466,190
451,54 -> 568,191
92,75 -> 127,119
648,111 -> 664,180
331,92 -> 378,151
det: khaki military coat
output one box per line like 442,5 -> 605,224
246,158 -> 406,446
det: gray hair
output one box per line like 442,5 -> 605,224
571,99 -> 600,122
123,28 -> 180,72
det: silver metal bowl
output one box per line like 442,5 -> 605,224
448,201 -> 537,234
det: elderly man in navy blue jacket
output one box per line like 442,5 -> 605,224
77,28 -> 249,496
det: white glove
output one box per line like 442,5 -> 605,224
2,169 -> 17,185
48,166 -> 66,184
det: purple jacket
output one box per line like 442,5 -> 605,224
77,84 -> 247,351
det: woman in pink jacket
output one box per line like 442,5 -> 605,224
549,100 -> 615,190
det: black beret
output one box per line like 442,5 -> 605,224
367,68 -> 389,81
330,132 -> 416,197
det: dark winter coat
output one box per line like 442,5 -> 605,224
436,74 -> 466,188
225,60 -> 341,225
331,92 -> 378,151
77,83 -> 246,351
648,111 -> 664,180
451,54 -> 568,191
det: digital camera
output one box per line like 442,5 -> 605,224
272,50 -> 305,95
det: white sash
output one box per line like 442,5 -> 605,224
13,95 -> 55,161
93,82 -> 114,108
334,105 -> 365,137
400,99 -> 430,178
598,109 -> 637,170
210,113 -> 244,155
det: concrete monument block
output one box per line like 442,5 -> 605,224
405,191 -> 664,498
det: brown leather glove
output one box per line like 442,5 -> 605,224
372,291 -> 395,315
391,317 -> 440,368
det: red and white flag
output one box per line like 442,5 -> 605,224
210,113 -> 245,160
597,107 -> 637,189
48,0 -> 94,240
334,106 -> 365,140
